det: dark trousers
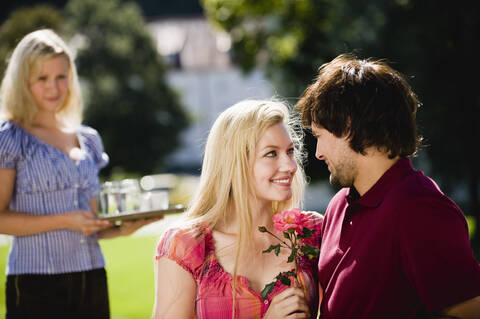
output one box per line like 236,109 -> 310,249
6,268 -> 110,319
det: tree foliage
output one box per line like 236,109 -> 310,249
0,5 -> 64,78
202,0 -> 388,180
203,0 -> 480,247
64,0 -> 189,176
0,0 -> 189,177
374,0 -> 480,247
202,0 -> 386,97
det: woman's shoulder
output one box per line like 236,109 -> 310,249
0,120 -> 20,139
77,125 -> 101,141
0,121 -> 23,155
156,224 -> 211,276
77,125 -> 109,168
77,125 -> 103,150
158,225 -> 210,250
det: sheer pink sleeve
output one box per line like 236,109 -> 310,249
156,227 -> 207,279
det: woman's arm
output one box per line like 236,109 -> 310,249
154,257 -> 197,318
0,168 -> 110,236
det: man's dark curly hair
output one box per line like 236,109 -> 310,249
296,53 -> 422,158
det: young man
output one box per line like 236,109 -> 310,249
296,54 -> 480,318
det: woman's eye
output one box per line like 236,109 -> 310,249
287,148 -> 295,155
265,150 -> 276,157
38,76 -> 47,81
57,74 -> 67,80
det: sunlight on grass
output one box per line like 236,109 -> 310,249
0,244 -> 8,316
101,235 -> 160,319
466,215 -> 476,239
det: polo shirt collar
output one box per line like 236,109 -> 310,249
346,158 -> 414,208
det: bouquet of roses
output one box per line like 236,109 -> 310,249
258,208 -> 320,300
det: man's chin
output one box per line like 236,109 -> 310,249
330,175 -> 347,189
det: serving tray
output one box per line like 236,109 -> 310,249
98,205 -> 184,221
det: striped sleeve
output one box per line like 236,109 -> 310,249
80,126 -> 109,169
0,121 -> 22,169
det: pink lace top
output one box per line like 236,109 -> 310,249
156,211 -> 323,318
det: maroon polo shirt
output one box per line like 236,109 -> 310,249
318,158 -> 480,319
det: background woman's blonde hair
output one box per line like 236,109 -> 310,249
0,29 -> 82,127
185,99 -> 306,314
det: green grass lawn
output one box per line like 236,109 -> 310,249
0,235 -> 161,319
0,244 -> 8,317
0,216 -> 477,318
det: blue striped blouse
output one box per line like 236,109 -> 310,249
0,120 -> 109,275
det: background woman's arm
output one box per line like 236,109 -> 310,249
0,168 -> 110,236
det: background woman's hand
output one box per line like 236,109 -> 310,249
263,287 -> 311,319
65,210 -> 111,236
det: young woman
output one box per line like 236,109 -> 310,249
154,100 -> 323,318
0,29 -> 153,318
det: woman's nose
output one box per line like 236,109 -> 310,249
280,155 -> 297,173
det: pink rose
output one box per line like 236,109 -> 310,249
272,208 -> 313,235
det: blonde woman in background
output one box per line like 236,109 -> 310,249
154,100 -> 323,318
0,29 -> 153,318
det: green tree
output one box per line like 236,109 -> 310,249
65,0 -> 189,176
373,0 -> 480,249
202,0 -> 385,97
203,0 -> 480,250
0,5 -> 64,78
202,0 -> 387,180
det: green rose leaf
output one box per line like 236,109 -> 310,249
274,244 -> 281,256
287,247 -> 298,263
263,244 -> 281,255
277,273 -> 291,286
261,281 -> 276,301
297,227 -> 314,239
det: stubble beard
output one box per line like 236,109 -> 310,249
329,160 -> 356,189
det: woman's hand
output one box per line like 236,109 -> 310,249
263,287 -> 311,319
64,210 -> 111,236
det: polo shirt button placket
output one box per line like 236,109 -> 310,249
340,206 -> 355,251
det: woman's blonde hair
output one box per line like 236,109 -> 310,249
186,99 -> 306,312
0,29 -> 82,127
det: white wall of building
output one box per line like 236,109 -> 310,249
165,68 -> 275,168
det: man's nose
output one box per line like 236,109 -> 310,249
315,141 -> 324,160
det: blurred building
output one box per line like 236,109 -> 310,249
147,17 -> 275,173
